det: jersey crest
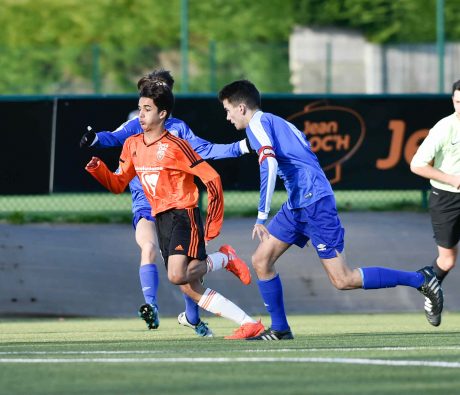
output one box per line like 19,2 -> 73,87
157,142 -> 169,161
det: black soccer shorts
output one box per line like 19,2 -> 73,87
155,207 -> 207,266
429,187 -> 460,248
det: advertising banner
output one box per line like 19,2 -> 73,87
0,99 -> 54,194
174,95 -> 451,190
2,94 -> 451,194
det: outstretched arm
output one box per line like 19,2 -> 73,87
177,119 -> 251,160
85,156 -> 134,193
188,134 -> 251,160
85,141 -> 137,193
81,118 -> 142,148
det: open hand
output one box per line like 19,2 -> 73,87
252,224 -> 270,242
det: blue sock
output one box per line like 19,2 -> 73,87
257,274 -> 290,332
183,294 -> 200,325
139,263 -> 159,306
360,267 -> 424,289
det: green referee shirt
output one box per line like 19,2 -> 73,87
411,112 -> 460,193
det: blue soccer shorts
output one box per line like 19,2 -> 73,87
267,195 -> 345,259
132,208 -> 156,230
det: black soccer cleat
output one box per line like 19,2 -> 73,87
424,297 -> 442,327
417,266 -> 443,326
138,303 -> 160,330
246,327 -> 294,341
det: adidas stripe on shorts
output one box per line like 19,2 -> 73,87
155,207 -> 207,266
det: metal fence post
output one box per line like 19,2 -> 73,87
92,43 -> 101,94
209,40 -> 217,92
437,0 -> 445,93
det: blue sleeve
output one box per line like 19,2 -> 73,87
246,120 -> 278,225
93,117 -> 143,148
174,119 -> 242,160
256,155 -> 278,224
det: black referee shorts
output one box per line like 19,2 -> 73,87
155,207 -> 207,267
429,187 -> 460,248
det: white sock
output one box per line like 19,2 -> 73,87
198,288 -> 255,325
206,252 -> 228,273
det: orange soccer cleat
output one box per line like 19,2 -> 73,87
224,320 -> 265,340
219,244 -> 252,285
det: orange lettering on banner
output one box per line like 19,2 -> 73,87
291,103 -> 366,185
375,122 -> 429,169
376,120 -> 405,170
309,135 -> 350,152
304,121 -> 338,135
404,129 -> 429,164
335,134 -> 350,150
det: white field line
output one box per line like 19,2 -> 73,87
0,357 -> 459,368
1,346 -> 460,355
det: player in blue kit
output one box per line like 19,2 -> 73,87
80,70 -> 251,337
218,79 -> 444,340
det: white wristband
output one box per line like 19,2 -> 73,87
239,139 -> 250,155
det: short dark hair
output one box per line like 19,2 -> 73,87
218,80 -> 261,110
452,80 -> 460,96
139,81 -> 174,119
137,69 -> 175,91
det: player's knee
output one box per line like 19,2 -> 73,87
141,242 -> 158,262
334,281 -> 349,291
167,272 -> 187,285
251,253 -> 274,279
251,253 -> 265,274
330,276 -> 352,290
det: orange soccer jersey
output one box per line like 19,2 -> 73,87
86,130 -> 224,241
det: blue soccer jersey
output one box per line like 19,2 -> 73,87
94,116 -> 243,213
245,111 -> 334,224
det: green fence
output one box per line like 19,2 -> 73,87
0,190 -> 428,224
